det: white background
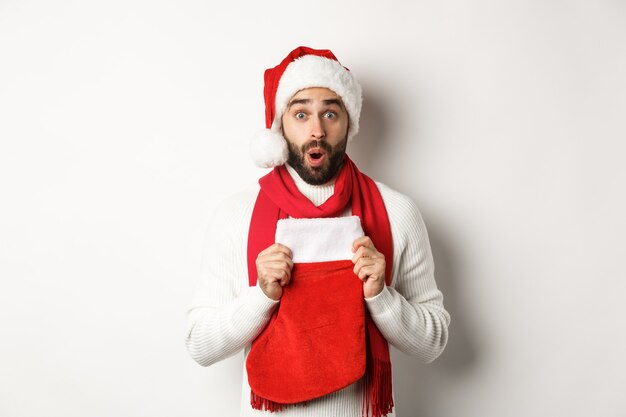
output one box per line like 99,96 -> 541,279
1,1 -> 625,416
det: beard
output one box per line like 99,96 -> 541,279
286,137 -> 347,186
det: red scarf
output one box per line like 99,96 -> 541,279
247,155 -> 394,417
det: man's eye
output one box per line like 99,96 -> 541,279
295,112 -> 306,119
324,112 -> 336,119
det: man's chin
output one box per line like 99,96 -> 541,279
305,162 -> 327,174
294,165 -> 330,185
305,169 -> 329,183
288,150 -> 344,185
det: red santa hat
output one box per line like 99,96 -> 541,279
250,46 -> 363,168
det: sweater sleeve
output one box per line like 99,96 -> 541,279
365,184 -> 450,363
185,190 -> 279,367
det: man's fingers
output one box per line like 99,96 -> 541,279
260,258 -> 292,274
256,250 -> 294,275
352,246 -> 367,263
276,243 -> 293,259
353,257 -> 375,273
258,263 -> 292,287
255,244 -> 293,301
353,246 -> 385,283
352,236 -> 374,252
354,265 -> 376,281
269,263 -> 292,282
354,259 -> 379,276
353,263 -> 364,279
267,268 -> 288,285
351,246 -> 379,264
279,269 -> 291,286
258,243 -> 293,259
358,266 -> 375,281
351,247 -> 361,263
258,252 -> 294,267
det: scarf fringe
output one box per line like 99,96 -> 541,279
251,391 -> 284,412
362,357 -> 394,417
251,392 -> 310,412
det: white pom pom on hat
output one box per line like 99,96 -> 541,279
249,129 -> 289,168
250,46 -> 363,168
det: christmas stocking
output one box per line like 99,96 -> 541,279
246,215 -> 366,406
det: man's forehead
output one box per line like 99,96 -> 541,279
290,87 -> 340,100
287,87 -> 345,108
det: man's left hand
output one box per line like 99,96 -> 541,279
352,236 -> 386,298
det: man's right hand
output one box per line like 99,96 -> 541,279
256,243 -> 294,301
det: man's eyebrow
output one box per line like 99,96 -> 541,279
286,98 -> 344,109
322,99 -> 343,107
287,99 -> 310,109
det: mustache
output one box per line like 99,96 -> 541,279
302,140 -> 333,153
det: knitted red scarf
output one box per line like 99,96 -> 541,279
247,155 -> 394,417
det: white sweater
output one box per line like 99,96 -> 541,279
185,165 -> 450,417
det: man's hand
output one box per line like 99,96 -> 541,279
256,243 -> 294,301
352,236 -> 386,298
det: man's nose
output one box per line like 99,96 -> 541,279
310,115 -> 325,139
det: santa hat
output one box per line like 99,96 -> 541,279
250,46 -> 363,168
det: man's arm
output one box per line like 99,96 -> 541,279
365,184 -> 451,363
185,190 -> 279,367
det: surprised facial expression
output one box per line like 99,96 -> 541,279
281,87 -> 349,186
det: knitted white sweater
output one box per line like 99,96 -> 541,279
185,165 -> 450,417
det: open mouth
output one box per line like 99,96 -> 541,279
306,149 -> 327,167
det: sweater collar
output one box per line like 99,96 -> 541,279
285,164 -> 335,207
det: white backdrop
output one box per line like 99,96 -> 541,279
1,1 -> 625,416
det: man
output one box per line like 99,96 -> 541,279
185,46 -> 450,417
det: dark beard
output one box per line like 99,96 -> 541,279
286,138 -> 347,185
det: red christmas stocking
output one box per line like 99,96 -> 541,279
246,216 -> 366,406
